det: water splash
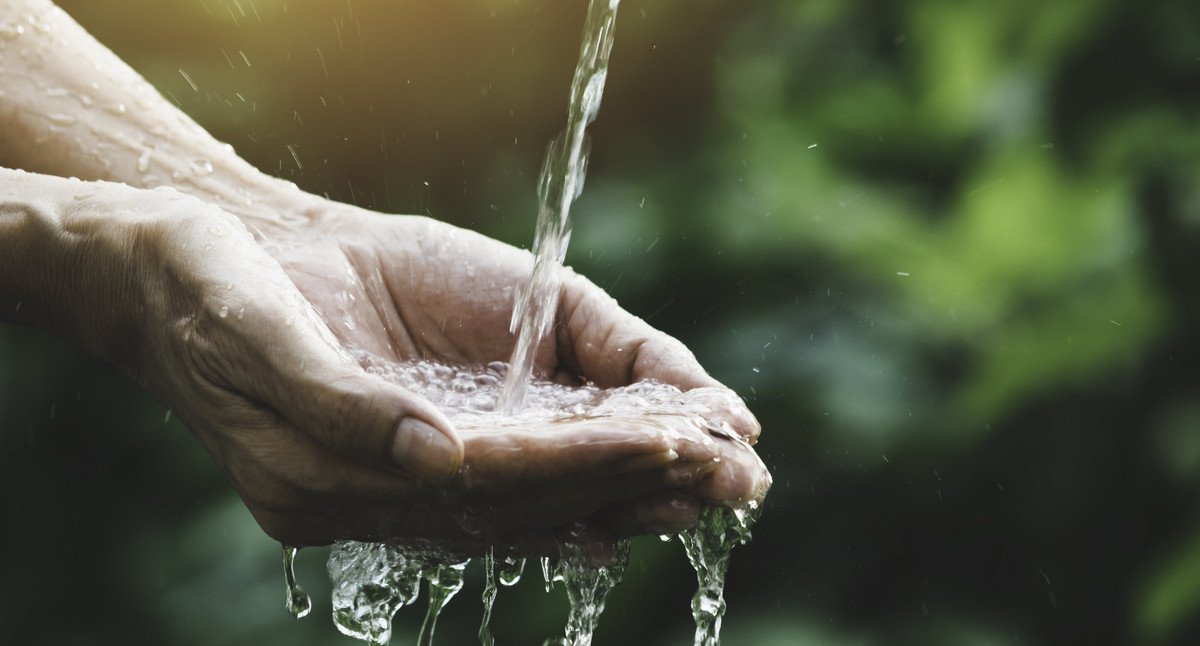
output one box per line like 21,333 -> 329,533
557,535 -> 631,646
328,541 -> 425,645
499,0 -> 622,413
283,545 -> 312,619
681,505 -> 760,646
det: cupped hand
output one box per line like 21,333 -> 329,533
249,193 -> 770,543
74,179 -> 767,549
0,0 -> 768,552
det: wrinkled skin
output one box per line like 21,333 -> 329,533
0,0 -> 771,554
188,192 -> 771,549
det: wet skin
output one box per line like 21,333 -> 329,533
0,0 -> 771,552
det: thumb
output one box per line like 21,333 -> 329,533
222,300 -> 464,482
289,369 -> 465,482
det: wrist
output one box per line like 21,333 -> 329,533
0,169 -> 231,371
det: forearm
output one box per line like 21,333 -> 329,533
0,0 -> 304,235
0,166 -> 246,377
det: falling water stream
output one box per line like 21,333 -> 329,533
499,0 -> 620,413
282,0 -> 763,643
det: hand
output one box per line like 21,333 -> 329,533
0,0 -> 770,552
243,191 -> 770,546
8,171 -> 768,548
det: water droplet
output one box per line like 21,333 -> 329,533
217,305 -> 229,318
25,14 -> 51,35
282,545 -> 312,619
47,113 -> 77,125
498,555 -> 525,587
108,103 -> 126,115
0,21 -> 25,39
136,149 -> 152,173
190,158 -> 214,176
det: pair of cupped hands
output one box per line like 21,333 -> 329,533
29,168 -> 770,554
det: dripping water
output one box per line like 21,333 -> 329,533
283,545 -> 312,619
478,550 -> 525,645
479,549 -> 498,646
327,541 -> 425,645
681,505 -> 760,646
417,561 -> 468,646
556,535 -> 631,646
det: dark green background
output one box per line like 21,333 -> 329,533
3,0 -> 1200,643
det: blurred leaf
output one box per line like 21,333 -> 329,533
1138,524 -> 1200,644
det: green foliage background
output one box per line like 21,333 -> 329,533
3,0 -> 1199,643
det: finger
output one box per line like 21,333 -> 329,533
680,387 -> 762,445
690,437 -> 773,508
556,269 -> 718,389
272,354 -> 464,483
455,471 -> 674,548
596,490 -> 703,536
555,271 -> 760,442
271,463 -> 673,547
195,267 -> 464,482
455,415 -> 720,492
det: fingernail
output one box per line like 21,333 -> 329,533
393,417 -> 462,482
614,449 -> 678,474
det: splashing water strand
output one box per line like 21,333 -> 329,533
682,506 -> 760,646
417,561 -> 468,646
328,541 -> 425,645
555,534 -> 631,646
499,0 -> 621,413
